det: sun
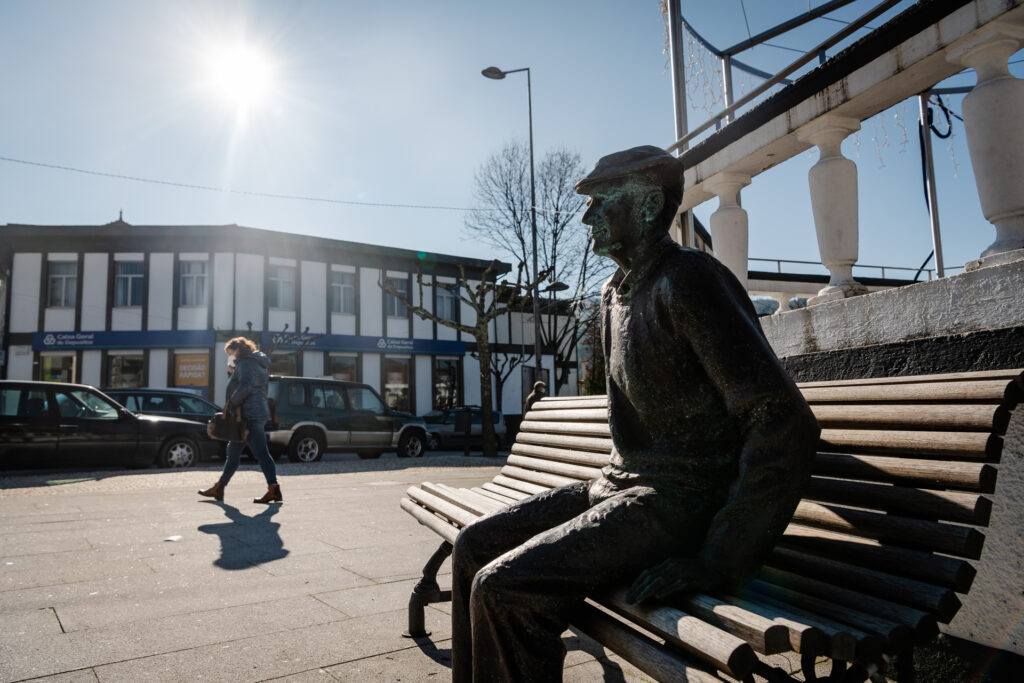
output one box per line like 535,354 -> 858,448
206,44 -> 277,108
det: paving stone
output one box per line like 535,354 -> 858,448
22,669 -> 100,682
314,578 -> 420,618
323,638 -> 452,681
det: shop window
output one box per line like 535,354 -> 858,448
179,261 -> 208,306
39,355 -> 75,383
47,261 -> 78,308
433,357 -> 460,410
383,356 -> 411,412
329,354 -> 359,382
385,276 -> 408,317
114,261 -> 144,307
330,271 -> 356,314
107,354 -> 144,388
268,265 -> 296,309
436,284 -> 458,322
270,352 -> 297,376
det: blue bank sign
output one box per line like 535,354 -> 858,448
33,330 -> 215,351
261,332 -> 465,356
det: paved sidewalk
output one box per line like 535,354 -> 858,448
0,456 -> 650,682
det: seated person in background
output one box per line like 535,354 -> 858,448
451,146 -> 820,682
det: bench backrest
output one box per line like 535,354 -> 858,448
503,369 -> 1022,638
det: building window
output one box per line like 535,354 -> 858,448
328,354 -> 359,382
433,357 -> 460,410
107,354 -> 144,388
268,265 -> 296,310
47,261 -> 77,308
330,271 -> 356,314
436,284 -> 457,322
383,356 -> 411,412
270,352 -> 297,376
114,261 -> 144,307
385,276 -> 408,317
39,354 -> 76,383
179,261 -> 207,306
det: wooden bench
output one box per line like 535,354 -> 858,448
400,369 -> 1022,682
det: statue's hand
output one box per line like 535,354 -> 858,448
626,558 -> 718,604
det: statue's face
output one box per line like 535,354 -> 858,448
581,185 -> 639,259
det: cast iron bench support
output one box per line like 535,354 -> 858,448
403,541 -> 453,638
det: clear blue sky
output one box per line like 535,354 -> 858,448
1,1 -> 1019,275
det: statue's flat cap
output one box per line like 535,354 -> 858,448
575,145 -> 683,195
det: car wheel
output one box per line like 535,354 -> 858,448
397,431 -> 426,458
158,436 -> 199,468
356,451 -> 382,460
288,430 -> 325,463
426,432 -> 440,450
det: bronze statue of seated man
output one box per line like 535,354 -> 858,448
451,145 -> 820,682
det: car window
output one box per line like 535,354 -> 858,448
347,387 -> 386,415
56,389 -> 120,420
287,383 -> 305,407
1,389 -> 50,417
178,396 -> 212,413
310,385 -> 326,408
144,395 -> 179,412
119,395 -> 141,411
470,409 -> 482,425
323,386 -> 346,409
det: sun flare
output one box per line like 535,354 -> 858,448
206,44 -> 276,107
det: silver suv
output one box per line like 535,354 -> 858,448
266,377 -> 428,462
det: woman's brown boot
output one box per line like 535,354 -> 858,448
198,482 -> 225,501
253,484 -> 282,504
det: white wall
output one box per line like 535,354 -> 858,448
43,308 -> 74,331
301,260 -> 327,334
235,253 -> 264,330
461,279 -> 478,329
177,306 -> 207,330
213,253 -> 234,331
303,350 -> 324,378
111,308 -> 143,331
436,277 -> 457,341
413,275 -> 432,339
81,350 -> 102,387
81,254 -> 107,330
415,355 -> 432,415
360,267 -> 382,337
213,346 -> 230,405
9,253 -> 41,333
148,253 -> 173,331
362,353 -> 381,393
463,354 -> 481,406
331,313 -> 356,335
149,350 -> 168,388
267,310 -> 295,335
7,346 -> 33,379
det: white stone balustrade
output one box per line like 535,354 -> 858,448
798,116 -> 867,305
948,24 -> 1024,261
703,171 -> 751,289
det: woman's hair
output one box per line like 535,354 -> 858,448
224,336 -> 258,356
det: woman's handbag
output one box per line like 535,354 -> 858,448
206,407 -> 249,442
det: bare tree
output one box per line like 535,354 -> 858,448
464,142 -> 613,395
380,261 -> 550,458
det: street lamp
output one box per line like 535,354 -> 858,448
482,65 -> 543,381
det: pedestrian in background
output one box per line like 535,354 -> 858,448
199,337 -> 282,504
525,380 -> 548,413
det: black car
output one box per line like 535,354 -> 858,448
421,406 -> 506,450
0,381 -> 220,469
103,388 -> 221,423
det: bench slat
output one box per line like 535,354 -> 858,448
811,403 -> 1008,432
515,431 -> 615,454
400,497 -> 459,544
599,590 -> 755,678
723,593 -> 858,660
796,368 -> 1023,388
510,442 -> 610,468
820,428 -> 998,459
571,602 -> 727,683
499,465 -> 579,491
490,474 -> 548,496
755,568 -> 936,638
530,396 -> 608,409
805,477 -> 992,525
506,454 -> 604,482
792,501 -> 984,559
800,379 -> 1019,404
421,483 -> 502,517
769,547 -> 960,622
523,407 -> 609,422
813,453 -> 997,492
677,593 -> 792,655
780,524 -> 976,593
406,487 -> 479,528
480,481 -> 532,501
520,419 -> 612,437
471,486 -> 520,505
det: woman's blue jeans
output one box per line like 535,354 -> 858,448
219,419 -> 278,486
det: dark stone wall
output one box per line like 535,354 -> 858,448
779,325 -> 1024,382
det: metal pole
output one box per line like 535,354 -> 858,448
526,69 -> 542,377
667,0 -> 688,148
918,94 -> 946,277
721,55 -> 734,123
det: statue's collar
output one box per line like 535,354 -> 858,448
609,236 -> 674,299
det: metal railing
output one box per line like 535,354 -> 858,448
749,257 -> 966,281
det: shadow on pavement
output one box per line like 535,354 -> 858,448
197,501 -> 289,570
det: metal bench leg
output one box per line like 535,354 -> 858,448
403,540 -> 453,638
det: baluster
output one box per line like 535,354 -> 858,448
703,171 -> 751,289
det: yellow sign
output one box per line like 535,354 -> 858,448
174,354 -> 209,386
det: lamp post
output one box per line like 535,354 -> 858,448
482,65 -> 543,381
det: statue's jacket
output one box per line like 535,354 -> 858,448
598,236 -> 820,584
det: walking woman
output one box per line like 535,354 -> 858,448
198,337 -> 282,504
